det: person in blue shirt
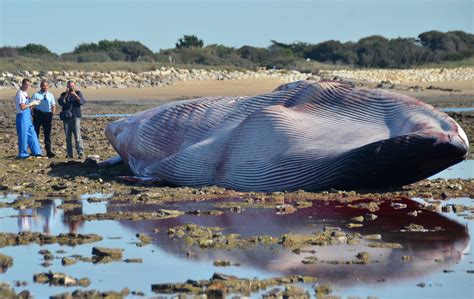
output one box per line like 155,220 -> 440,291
31,80 -> 56,158
14,78 -> 42,159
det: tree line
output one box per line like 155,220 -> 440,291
1,31 -> 472,69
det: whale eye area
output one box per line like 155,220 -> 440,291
440,120 -> 452,131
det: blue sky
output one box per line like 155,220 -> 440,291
1,0 -> 472,54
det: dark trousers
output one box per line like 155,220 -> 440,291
33,110 -> 53,154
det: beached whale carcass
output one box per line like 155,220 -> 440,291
105,80 -> 469,192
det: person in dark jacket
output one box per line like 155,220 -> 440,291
58,80 -> 86,159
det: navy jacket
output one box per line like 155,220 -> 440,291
58,90 -> 86,118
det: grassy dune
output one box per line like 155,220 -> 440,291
1,57 -> 350,73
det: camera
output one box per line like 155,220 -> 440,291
67,87 -> 75,93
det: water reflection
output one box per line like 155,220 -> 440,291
13,199 -> 84,234
61,200 -> 84,234
2,196 -> 471,296
17,199 -> 57,234
109,198 -> 469,286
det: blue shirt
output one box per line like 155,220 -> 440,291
31,91 -> 56,113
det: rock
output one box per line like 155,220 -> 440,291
391,202 -> 407,209
314,284 -> 332,295
124,258 -> 143,263
17,290 -> 32,298
73,209 -> 185,221
442,205 -> 452,213
0,253 -> 13,272
84,155 -> 101,166
350,216 -> 365,222
363,234 -> 382,240
57,203 -> 81,211
441,192 -> 451,199
281,285 -> 310,298
356,252 -> 370,264
0,232 -> 102,247
92,247 -> 123,259
2,67 -> 474,90
136,233 -> 153,245
38,249 -> 54,261
50,288 -> 129,299
302,256 -> 318,264
275,204 -> 296,214
198,239 -> 214,248
33,271 -> 90,287
213,259 -> 239,267
368,242 -> 403,249
228,206 -> 243,213
131,290 -> 146,296
364,213 -> 378,221
402,223 -> 428,232
346,223 -> 363,228
453,204 -> 466,213
263,288 -> 283,298
211,272 -> 238,281
61,257 -> 77,266
323,226 -> 341,232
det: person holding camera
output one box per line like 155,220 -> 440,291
15,78 -> 43,159
31,80 -> 56,158
58,80 -> 86,159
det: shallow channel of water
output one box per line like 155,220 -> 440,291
429,160 -> 474,180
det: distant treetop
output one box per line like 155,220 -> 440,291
175,35 -> 204,49
72,39 -> 153,61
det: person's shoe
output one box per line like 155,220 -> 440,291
78,153 -> 84,159
33,154 -> 46,159
66,155 -> 73,159
16,156 -> 32,160
47,152 -> 56,158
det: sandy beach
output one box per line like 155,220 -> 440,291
1,77 -> 473,103
0,78 -> 285,102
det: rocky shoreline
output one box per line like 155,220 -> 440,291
1,66 -> 473,89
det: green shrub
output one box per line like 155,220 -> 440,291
175,35 -> 204,49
